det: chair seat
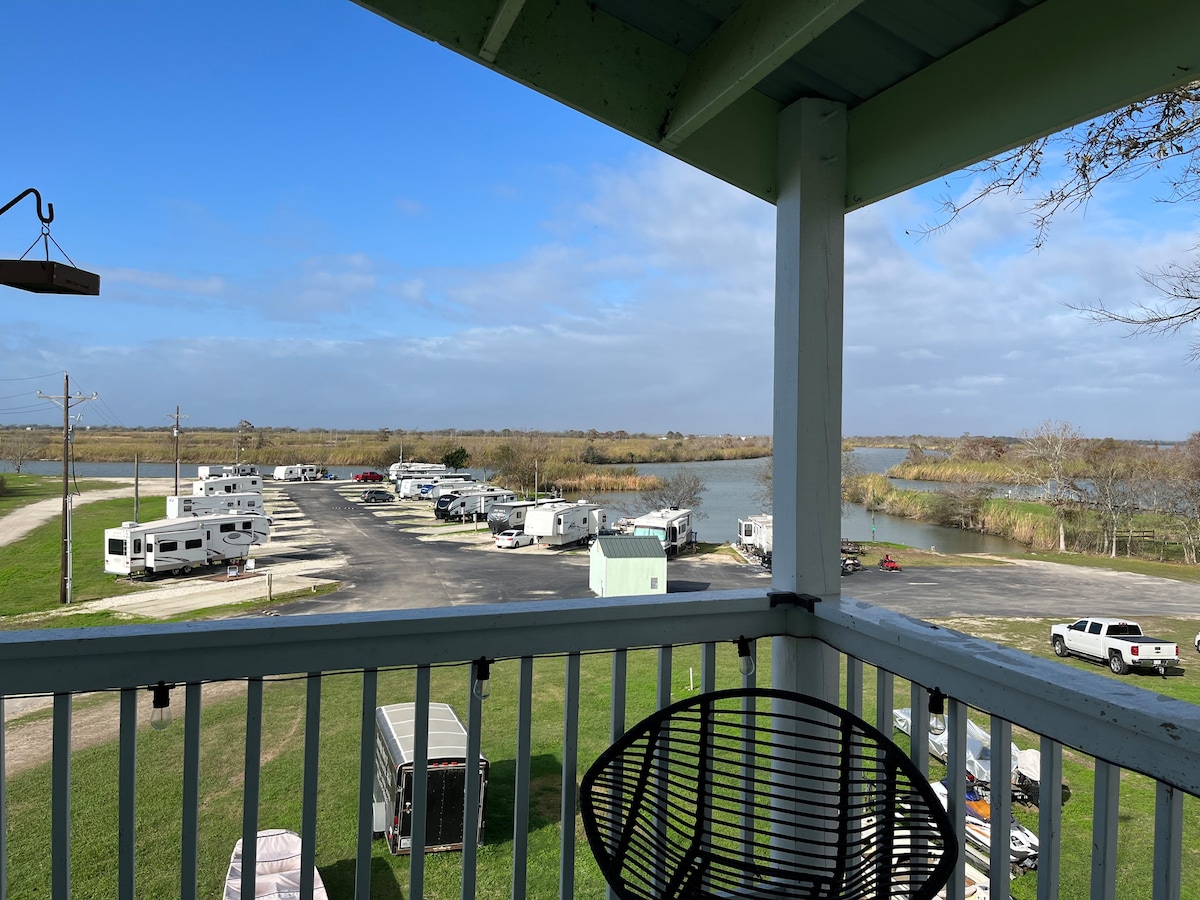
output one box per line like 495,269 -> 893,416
580,688 -> 958,900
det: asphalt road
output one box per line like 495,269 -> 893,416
267,482 -> 1200,622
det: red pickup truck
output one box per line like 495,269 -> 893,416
353,471 -> 385,483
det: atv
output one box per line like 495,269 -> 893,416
840,556 -> 863,575
878,556 -> 902,572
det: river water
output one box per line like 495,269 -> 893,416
4,450 -> 1026,553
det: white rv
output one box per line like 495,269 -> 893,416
104,512 -> 270,577
632,507 -> 693,556
193,474 -> 263,496
486,497 -> 562,534
167,492 -> 265,517
737,514 -> 773,558
272,465 -> 319,482
388,461 -> 448,482
427,478 -> 479,501
437,489 -> 518,521
523,501 -> 607,547
399,474 -> 474,500
197,464 -> 260,480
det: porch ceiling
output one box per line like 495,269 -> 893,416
353,0 -> 1200,209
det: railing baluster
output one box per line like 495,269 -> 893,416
657,645 -> 672,710
559,652 -> 581,900
845,655 -> 862,718
606,650 -> 626,900
875,669 -> 893,737
1038,737 -> 1062,899
512,657 -> 534,900
355,669 -> 377,900
1092,759 -> 1120,900
462,663 -> 484,900
700,641 -> 716,693
181,682 -> 202,900
989,717 -> 1012,900
300,674 -> 321,900
1153,781 -> 1183,900
944,699 -> 967,900
118,688 -> 137,900
910,683 -> 928,780
240,678 -> 263,900
410,667 -> 430,897
52,692 -> 71,900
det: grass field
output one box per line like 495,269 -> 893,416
3,624 -> 1197,899
0,474 -> 117,518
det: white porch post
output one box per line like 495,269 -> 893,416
772,97 -> 846,701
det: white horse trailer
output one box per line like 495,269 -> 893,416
524,501 -> 607,547
104,512 -> 270,577
372,703 -> 487,855
632,507 -> 693,556
193,474 -> 263,496
167,492 -> 265,518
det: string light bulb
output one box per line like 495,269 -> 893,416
150,681 -> 175,731
736,637 -> 756,677
472,657 -> 492,701
928,687 -> 947,736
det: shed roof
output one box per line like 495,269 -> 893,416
355,0 -> 1200,209
594,536 -> 668,559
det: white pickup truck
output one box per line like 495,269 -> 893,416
1051,618 -> 1179,675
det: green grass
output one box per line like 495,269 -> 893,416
0,496 -> 165,616
0,475 -> 116,517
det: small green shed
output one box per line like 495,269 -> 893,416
590,536 -> 667,598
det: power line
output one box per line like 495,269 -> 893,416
165,405 -> 189,495
0,371 -> 61,383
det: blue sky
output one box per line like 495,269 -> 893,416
2,1 -> 1199,440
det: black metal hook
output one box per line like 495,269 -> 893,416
0,188 -> 54,225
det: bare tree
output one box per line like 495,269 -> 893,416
639,468 -> 708,518
934,82 -> 1200,357
0,430 -> 47,473
1011,420 -> 1084,552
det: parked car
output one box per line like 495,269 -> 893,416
495,529 -> 535,549
354,471 -> 385,482
361,489 -> 395,503
1051,617 -> 1178,675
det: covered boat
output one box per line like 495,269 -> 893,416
222,828 -> 327,900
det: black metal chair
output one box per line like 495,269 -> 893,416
580,688 -> 958,900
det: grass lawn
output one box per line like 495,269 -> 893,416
0,496 -> 165,616
0,475 -> 117,518
4,625 -> 1198,899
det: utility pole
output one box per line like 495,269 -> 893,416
38,373 -> 97,605
165,405 -> 189,495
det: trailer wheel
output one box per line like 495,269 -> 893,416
182,566 -> 192,575
1109,652 -> 1129,675
171,567 -> 182,576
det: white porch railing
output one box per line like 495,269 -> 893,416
0,589 -> 1197,899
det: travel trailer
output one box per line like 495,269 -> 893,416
271,465 -> 319,482
427,478 -> 480,501
193,474 -> 263,496
486,498 -> 563,534
632,507 -> 693,557
372,702 -> 488,855
104,512 -> 270,577
737,514 -> 773,558
388,461 -> 449,482
166,492 -> 265,518
523,501 -> 608,547
398,474 -> 475,500
436,489 -> 518,521
197,464 -> 260,480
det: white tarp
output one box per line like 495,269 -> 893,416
893,707 -> 1019,785
223,828 -> 328,900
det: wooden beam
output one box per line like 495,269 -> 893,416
662,0 -> 864,149
846,0 -> 1200,209
479,0 -> 527,63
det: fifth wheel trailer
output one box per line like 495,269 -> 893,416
104,512 -> 270,576
166,492 -> 265,518
523,501 -> 608,547
373,702 -> 487,855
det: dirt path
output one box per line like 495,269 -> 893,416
0,478 -> 176,549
